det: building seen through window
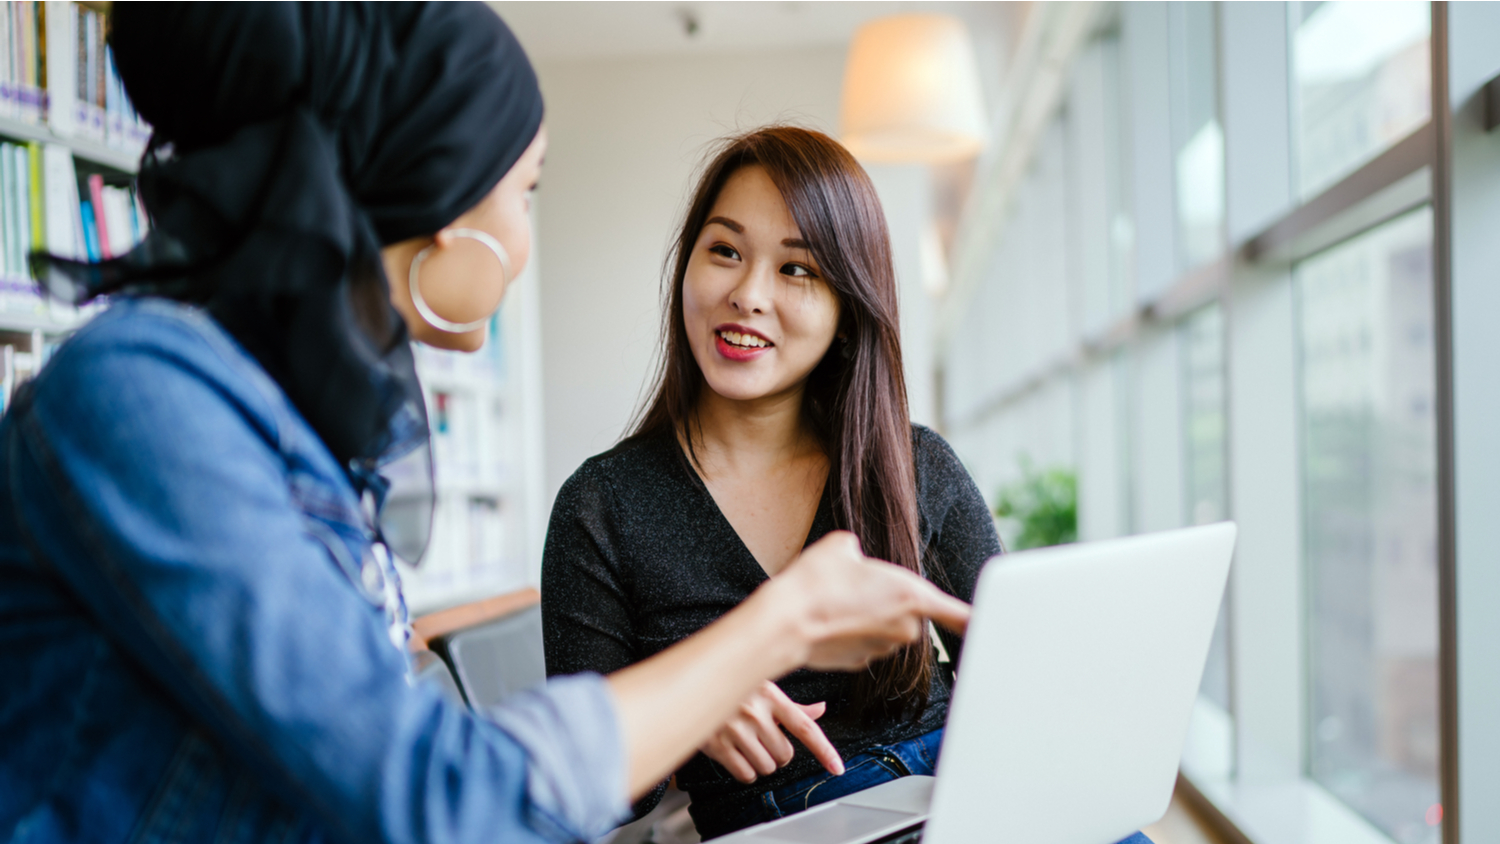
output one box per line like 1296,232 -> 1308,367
1296,207 -> 1440,844
1294,1 -> 1431,199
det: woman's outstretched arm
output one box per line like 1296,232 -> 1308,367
608,531 -> 970,797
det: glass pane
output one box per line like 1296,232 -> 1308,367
1293,1 -> 1431,199
1180,304 -> 1234,780
1182,305 -> 1230,703
1068,24 -> 1134,336
1169,2 -> 1225,271
1183,306 -> 1228,530
1101,30 -> 1134,320
1297,207 -> 1441,844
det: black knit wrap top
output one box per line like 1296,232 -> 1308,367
540,425 -> 1002,817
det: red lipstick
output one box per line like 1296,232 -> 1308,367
713,324 -> 773,362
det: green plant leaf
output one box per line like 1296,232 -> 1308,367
994,460 -> 1077,550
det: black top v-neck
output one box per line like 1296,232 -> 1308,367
540,424 -> 1002,810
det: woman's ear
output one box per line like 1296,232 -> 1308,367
836,311 -> 855,345
837,325 -> 857,361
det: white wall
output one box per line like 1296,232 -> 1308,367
531,49 -> 846,503
865,163 -> 939,430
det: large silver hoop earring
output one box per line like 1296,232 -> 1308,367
407,228 -> 513,334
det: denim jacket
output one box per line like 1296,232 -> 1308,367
0,299 -> 625,844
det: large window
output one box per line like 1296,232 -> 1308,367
1293,1 -> 1431,198
1296,207 -> 1441,843
936,4 -> 1471,840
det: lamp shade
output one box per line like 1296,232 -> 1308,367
840,14 -> 987,164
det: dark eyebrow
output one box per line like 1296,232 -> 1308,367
705,215 -> 808,250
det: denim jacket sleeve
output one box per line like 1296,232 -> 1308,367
7,304 -> 626,844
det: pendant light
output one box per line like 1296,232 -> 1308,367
840,14 -> 988,164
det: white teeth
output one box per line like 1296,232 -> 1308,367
719,330 -> 769,348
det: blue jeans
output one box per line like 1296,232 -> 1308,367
688,729 -> 1154,844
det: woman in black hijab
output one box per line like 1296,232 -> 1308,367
0,5 -> 967,843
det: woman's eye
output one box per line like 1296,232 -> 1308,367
781,263 -> 816,279
710,244 -> 740,261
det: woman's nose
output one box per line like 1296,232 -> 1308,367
729,261 -> 776,315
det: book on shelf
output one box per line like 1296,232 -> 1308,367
40,140 -> 78,257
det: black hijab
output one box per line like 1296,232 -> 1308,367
35,2 -> 544,475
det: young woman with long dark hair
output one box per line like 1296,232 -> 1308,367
541,126 -> 1003,838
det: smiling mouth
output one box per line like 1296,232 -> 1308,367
717,329 -> 773,350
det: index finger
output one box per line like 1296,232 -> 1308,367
770,692 -> 845,776
914,582 -> 970,635
880,566 -> 970,634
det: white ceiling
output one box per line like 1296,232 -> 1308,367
489,1 -> 1021,64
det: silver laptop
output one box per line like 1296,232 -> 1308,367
716,522 -> 1237,844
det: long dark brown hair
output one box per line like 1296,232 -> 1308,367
629,126 -> 932,722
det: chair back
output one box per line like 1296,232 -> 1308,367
434,603 -> 546,710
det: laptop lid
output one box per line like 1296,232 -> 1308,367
923,523 -> 1236,844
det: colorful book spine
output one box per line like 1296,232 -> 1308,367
14,145 -> 28,275
77,197 -> 95,261
10,144 -> 22,278
85,170 -> 104,258
41,142 -> 78,260
1,144 -> 13,279
99,184 -> 130,257
27,139 -> 41,257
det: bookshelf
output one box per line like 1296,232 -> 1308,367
0,111 -> 136,174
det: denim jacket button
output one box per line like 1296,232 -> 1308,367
360,554 -> 386,600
